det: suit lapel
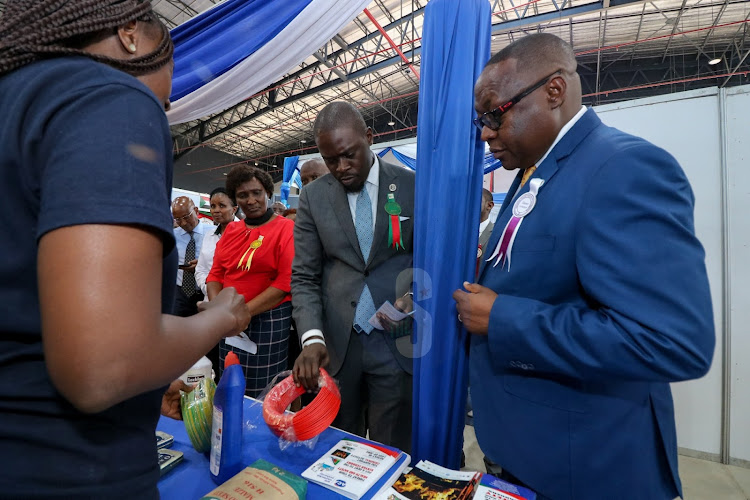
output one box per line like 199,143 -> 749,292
477,157 -> 561,280
477,109 -> 602,281
369,162 -> 396,267
328,176 -> 364,263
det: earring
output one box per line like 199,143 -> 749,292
128,43 -> 137,53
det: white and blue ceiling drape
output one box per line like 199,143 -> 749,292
167,0 -> 372,125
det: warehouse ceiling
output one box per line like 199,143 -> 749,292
1,0 -> 748,188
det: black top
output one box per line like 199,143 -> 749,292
0,57 -> 177,498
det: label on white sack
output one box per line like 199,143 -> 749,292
209,406 -> 223,476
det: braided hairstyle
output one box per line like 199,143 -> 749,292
0,0 -> 173,77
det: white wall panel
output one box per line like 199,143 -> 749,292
595,89 -> 724,456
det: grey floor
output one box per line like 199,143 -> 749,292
462,425 -> 750,499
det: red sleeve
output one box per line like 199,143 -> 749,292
206,223 -> 232,285
270,220 -> 295,293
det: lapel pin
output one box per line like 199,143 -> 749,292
389,183 -> 397,192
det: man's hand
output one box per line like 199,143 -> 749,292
161,379 -> 193,420
376,293 -> 413,337
452,282 -> 498,335
182,259 -> 198,273
293,343 -> 330,391
198,287 -> 251,334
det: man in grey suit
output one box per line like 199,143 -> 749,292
291,102 -> 414,452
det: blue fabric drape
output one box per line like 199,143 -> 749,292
170,0 -> 312,101
389,149 -> 417,170
281,156 -> 300,207
379,146 -> 501,174
412,0 -> 491,468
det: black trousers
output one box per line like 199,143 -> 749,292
172,286 -> 203,317
333,328 -> 412,453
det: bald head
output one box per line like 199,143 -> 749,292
487,33 -> 578,76
172,196 -> 199,232
300,158 -> 329,186
313,101 -> 368,138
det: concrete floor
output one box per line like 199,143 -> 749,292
462,425 -> 750,499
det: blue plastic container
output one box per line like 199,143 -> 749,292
209,351 -> 246,484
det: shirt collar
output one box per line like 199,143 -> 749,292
534,105 -> 588,168
366,154 -> 380,188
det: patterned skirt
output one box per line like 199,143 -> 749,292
219,301 -> 292,398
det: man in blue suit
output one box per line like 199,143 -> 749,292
453,34 -> 714,499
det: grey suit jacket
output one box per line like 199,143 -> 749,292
291,159 -> 415,375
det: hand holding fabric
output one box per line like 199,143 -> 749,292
452,281 -> 497,335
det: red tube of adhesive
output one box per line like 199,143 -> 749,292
209,352 -> 245,484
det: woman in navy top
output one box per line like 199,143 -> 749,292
0,1 -> 250,497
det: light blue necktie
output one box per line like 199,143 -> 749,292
354,188 -> 376,334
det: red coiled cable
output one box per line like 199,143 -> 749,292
262,368 -> 341,442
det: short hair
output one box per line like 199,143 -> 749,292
0,0 -> 173,77
313,101 -> 368,138
482,188 -> 493,204
225,165 -> 275,201
486,33 -> 577,74
209,187 -> 235,205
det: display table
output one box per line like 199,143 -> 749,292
157,396 -> 410,499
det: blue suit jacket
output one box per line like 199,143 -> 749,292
471,109 -> 714,499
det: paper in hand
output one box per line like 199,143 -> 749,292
369,301 -> 412,330
225,331 -> 258,354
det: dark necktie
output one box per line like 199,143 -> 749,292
182,232 -> 196,297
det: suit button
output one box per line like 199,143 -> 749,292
364,271 -> 369,277
351,301 -> 357,307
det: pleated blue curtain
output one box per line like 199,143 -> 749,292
411,0 -> 491,468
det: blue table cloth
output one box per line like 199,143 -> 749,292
157,396 -> 410,499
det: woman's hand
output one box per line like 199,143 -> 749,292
161,379 -> 193,420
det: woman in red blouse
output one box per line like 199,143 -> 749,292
207,166 -> 295,396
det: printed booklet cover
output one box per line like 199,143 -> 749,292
302,439 -> 401,499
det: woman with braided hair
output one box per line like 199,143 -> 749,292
0,1 -> 250,497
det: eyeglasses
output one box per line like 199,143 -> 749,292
473,69 -> 562,131
173,211 -> 195,223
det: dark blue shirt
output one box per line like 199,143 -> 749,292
0,57 -> 177,498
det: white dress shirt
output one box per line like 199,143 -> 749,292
195,218 -> 240,296
194,226 -> 222,296
347,154 -> 379,226
174,221 -> 207,287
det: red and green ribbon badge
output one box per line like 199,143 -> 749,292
385,193 -> 404,250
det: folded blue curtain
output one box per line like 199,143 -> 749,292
280,156 -> 300,207
412,0 -> 491,468
170,0 -> 312,101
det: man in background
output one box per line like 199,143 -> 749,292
172,196 -> 207,317
477,188 -> 494,265
299,158 -> 329,187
